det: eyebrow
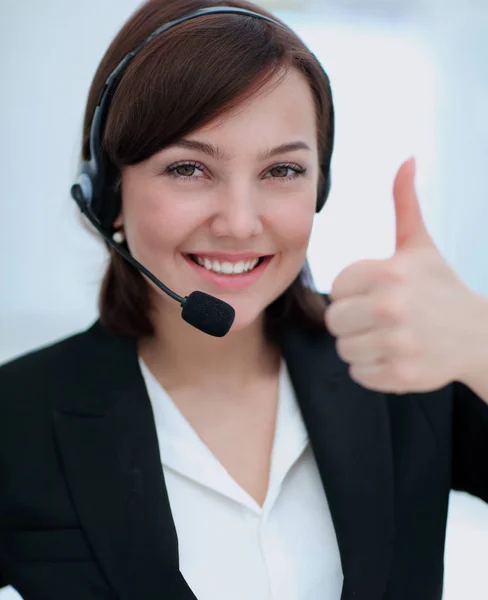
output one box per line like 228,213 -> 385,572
170,138 -> 312,161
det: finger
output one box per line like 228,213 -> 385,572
330,259 -> 388,302
325,296 -> 376,337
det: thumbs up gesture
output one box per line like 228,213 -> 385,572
324,158 -> 484,394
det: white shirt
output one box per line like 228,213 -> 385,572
139,356 -> 343,600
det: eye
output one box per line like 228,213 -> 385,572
162,161 -> 307,182
264,163 -> 307,181
164,161 -> 206,181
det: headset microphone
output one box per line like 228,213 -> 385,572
71,185 -> 235,337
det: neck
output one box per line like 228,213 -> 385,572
138,301 -> 281,393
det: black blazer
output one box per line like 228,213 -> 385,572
0,312 -> 487,600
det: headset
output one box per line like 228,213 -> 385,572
71,6 -> 335,337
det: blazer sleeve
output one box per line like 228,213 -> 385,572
451,380 -> 488,502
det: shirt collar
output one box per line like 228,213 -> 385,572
139,356 -> 308,515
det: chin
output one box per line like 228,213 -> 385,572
219,294 -> 276,335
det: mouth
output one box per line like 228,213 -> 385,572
182,253 -> 274,290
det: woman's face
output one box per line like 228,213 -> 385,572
117,68 -> 320,333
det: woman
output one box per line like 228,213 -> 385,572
1,0 -> 488,599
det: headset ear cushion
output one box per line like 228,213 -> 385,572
87,157 -> 121,232
96,183 -> 122,233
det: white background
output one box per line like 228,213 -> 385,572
1,0 -> 487,598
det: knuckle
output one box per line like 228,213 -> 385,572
373,294 -> 408,323
381,259 -> 406,284
325,307 -> 337,334
384,330 -> 417,355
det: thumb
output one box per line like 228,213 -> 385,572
394,157 -> 433,251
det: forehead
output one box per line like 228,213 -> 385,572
190,69 -> 317,153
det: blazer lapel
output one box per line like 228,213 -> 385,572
278,322 -> 395,600
52,322 -> 196,600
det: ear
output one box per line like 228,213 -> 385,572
112,213 -> 124,229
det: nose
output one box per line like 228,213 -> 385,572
210,181 -> 264,239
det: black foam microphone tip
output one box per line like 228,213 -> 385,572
181,291 -> 235,337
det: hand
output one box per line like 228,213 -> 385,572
324,157 -> 479,394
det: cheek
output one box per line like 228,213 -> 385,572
272,201 -> 315,250
123,192 -> 195,258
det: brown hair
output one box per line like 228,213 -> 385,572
80,0 -> 333,341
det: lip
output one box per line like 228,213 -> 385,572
185,251 -> 268,261
182,253 -> 274,290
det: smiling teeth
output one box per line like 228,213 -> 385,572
194,256 -> 260,275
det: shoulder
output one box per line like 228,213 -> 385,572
0,320 -> 140,462
1,325 -> 92,382
0,321 -> 105,414
0,320 -> 139,415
